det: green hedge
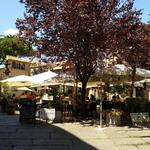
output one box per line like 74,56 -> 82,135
124,97 -> 149,113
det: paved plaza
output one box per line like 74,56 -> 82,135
0,113 -> 150,150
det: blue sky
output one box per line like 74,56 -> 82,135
0,0 -> 150,36
0,0 -> 24,36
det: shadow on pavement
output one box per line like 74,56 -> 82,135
0,114 -> 98,150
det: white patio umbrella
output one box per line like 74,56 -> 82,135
106,64 -> 150,78
134,79 -> 150,87
101,64 -> 131,78
17,87 -> 33,92
31,70 -> 58,84
114,64 -> 131,75
1,75 -> 31,82
0,75 -> 32,86
136,68 -> 150,78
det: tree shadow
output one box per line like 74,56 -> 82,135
0,114 -> 98,150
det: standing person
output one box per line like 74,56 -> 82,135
111,94 -> 116,109
89,94 -> 96,118
85,96 -> 90,118
41,90 -> 50,108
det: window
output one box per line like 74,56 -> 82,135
12,61 -> 25,70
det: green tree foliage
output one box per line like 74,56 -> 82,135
0,36 -> 32,63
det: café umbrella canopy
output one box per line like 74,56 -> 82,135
134,79 -> 150,87
100,64 -> 150,84
114,64 -> 150,78
31,70 -> 58,84
17,87 -> 33,92
0,75 -> 32,86
102,64 -> 150,77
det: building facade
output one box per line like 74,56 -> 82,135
0,55 -> 32,80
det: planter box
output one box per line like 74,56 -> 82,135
39,108 -> 62,123
40,108 -> 55,121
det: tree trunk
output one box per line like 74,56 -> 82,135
130,67 -> 136,97
80,81 -> 87,119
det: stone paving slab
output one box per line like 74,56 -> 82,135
50,132 -> 76,139
138,145 -> 150,150
87,139 -> 117,150
0,132 -> 13,139
32,139 -> 73,146
115,146 -> 138,150
127,130 -> 150,137
13,146 -> 71,150
94,146 -> 138,150
10,131 -> 50,139
0,114 -> 150,150
0,139 -> 32,146
113,138 -> 146,146
0,125 -> 17,132
142,137 -> 150,143
0,146 -> 11,150
71,145 -> 97,150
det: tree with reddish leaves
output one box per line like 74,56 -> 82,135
124,30 -> 150,97
16,0 -> 143,117
113,12 -> 150,97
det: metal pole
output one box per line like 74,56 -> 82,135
97,85 -> 103,128
100,99 -> 102,128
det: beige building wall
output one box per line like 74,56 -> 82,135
0,55 -> 50,80
0,55 -> 31,80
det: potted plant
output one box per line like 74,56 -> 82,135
0,92 -> 10,113
108,109 -> 122,126
48,86 -> 62,122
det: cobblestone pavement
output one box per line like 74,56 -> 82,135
0,113 -> 150,150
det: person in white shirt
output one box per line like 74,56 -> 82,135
42,93 -> 49,101
41,90 -> 50,108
